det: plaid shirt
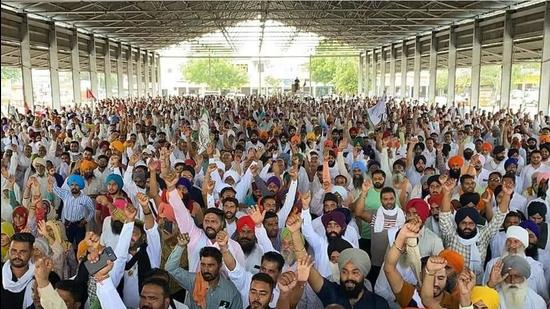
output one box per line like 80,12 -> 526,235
439,209 -> 506,266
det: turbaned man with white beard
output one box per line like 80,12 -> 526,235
482,226 -> 548,302
486,255 -> 546,309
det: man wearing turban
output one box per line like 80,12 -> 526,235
527,199 -> 549,250
51,173 -> 95,247
470,286 -> 499,309
487,255 -> 546,309
234,215 -> 265,274
307,247 -> 389,308
95,173 -> 135,249
439,178 -> 512,283
482,226 -> 548,301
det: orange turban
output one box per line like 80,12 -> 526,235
77,240 -> 89,261
290,135 -> 301,145
79,159 -> 98,172
439,249 -> 464,273
110,140 -> 124,153
448,155 -> 465,168
540,134 -> 550,144
482,142 -> 493,152
259,131 -> 269,141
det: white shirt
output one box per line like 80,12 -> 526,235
497,286 -> 546,309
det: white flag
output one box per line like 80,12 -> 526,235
368,95 -> 387,126
198,108 -> 210,154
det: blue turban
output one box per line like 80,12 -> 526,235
105,174 -> 124,189
176,177 -> 192,191
351,161 -> 367,173
504,158 -> 518,169
520,220 -> 540,239
67,174 -> 85,190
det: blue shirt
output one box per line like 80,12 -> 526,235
316,278 -> 389,309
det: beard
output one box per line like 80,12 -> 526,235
281,249 -> 296,266
340,278 -> 363,299
449,168 -> 461,180
224,211 -> 235,221
326,231 -> 341,241
249,301 -> 267,309
201,270 -> 217,282
457,227 -> 477,239
352,175 -> 364,189
328,160 -> 335,168
502,282 -> 528,309
111,220 -> 123,235
238,237 -> 256,254
444,272 -> 457,294
525,244 -> 539,260
70,188 -> 80,194
130,235 -> 146,252
204,227 -> 218,240
373,181 -> 384,189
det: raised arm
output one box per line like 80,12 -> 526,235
164,171 -> 202,238
165,233 -> 195,290
277,168 -> 298,229
384,218 -> 421,297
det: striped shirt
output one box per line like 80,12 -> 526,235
53,186 -> 95,223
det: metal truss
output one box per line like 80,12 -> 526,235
2,0 -> 528,52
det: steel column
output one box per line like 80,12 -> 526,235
127,47 -> 134,97
48,23 -> 60,109
20,15 -> 33,108
401,41 -> 407,97
358,54 -> 364,95
117,42 -> 124,97
413,37 -> 421,98
471,19 -> 482,109
370,49 -> 376,96
105,41 -> 112,98
379,48 -> 386,95
144,51 -> 150,96
500,11 -> 513,109
428,31 -> 437,104
448,26 -> 457,105
539,2 -> 550,113
389,44 -> 396,97
89,34 -> 98,99
71,29 -> 81,105
136,48 -> 142,97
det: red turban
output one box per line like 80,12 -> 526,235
405,198 -> 430,223
448,155 -> 465,168
158,202 -> 175,222
236,216 -> 255,233
428,194 -> 443,208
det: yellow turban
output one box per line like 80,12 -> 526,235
306,132 -> 316,141
471,286 -> 499,309
110,140 -> 124,153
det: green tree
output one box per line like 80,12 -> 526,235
310,41 -> 358,94
1,67 -> 21,81
182,58 -> 248,91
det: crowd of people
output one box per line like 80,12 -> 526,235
1,94 -> 549,309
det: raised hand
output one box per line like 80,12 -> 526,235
457,268 -> 476,297
488,260 -> 508,288
426,256 -> 447,273
96,195 -> 109,205
85,231 -> 104,263
441,177 -> 456,193
161,170 -> 179,191
248,205 -> 266,227
362,179 -> 372,193
124,203 -> 137,222
481,188 -> 493,204
136,192 -> 149,206
398,217 -> 422,240
249,162 -> 259,177
177,233 -> 190,247
35,257 -> 54,288
286,213 -> 302,233
216,230 -> 229,252
277,271 -> 298,294
338,138 -> 348,152
37,220 -> 48,238
300,191 -> 311,209
296,255 -> 313,282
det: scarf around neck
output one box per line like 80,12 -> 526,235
2,261 -> 35,308
373,206 -> 405,233
456,231 -> 483,279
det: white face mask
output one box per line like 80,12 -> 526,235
329,262 -> 340,283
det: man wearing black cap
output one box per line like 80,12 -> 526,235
439,176 -> 512,283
